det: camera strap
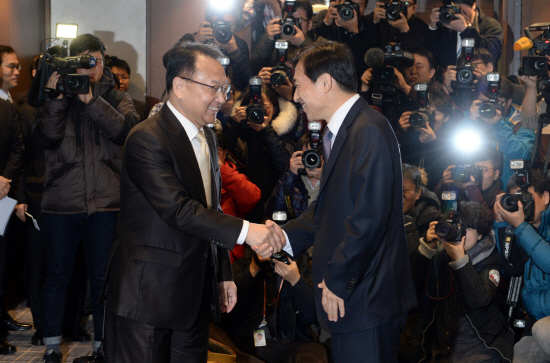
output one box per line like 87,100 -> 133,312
503,225 -> 515,265
283,185 -> 297,220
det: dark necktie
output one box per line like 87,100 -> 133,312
323,128 -> 333,162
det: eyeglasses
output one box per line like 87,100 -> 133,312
2,63 -> 21,73
475,165 -> 494,174
180,77 -> 231,96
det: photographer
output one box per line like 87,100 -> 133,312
426,0 -> 503,76
256,46 -> 301,103
313,0 -> 369,80
193,9 -> 251,91
265,131 -> 323,220
469,77 -> 535,186
494,170 -> 550,362
224,82 -> 297,222
250,0 -> 314,76
107,56 -> 148,121
403,201 -> 514,362
32,34 -> 139,363
365,0 -> 428,52
519,55 -> 550,130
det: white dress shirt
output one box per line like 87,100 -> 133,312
167,101 -> 249,244
0,90 -> 12,102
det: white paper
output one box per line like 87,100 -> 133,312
0,197 -> 17,236
24,212 -> 40,231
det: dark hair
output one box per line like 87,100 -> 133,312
411,48 -> 437,70
507,169 -> 550,197
215,130 -> 230,150
164,42 -> 224,93
31,54 -> 41,77
108,57 -> 131,76
402,164 -> 422,191
239,84 -> 281,121
292,39 -> 357,94
458,48 -> 495,68
428,87 -> 453,117
0,45 -> 15,63
69,34 -> 106,58
459,201 -> 493,236
285,0 -> 314,20
498,78 -> 513,101
476,148 -> 501,171
453,0 -> 476,5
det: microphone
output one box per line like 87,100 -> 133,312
514,37 -> 534,51
364,48 -> 385,69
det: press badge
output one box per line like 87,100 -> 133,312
253,330 -> 266,347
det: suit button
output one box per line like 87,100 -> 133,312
203,253 -> 208,259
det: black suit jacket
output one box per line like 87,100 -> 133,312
0,98 -> 24,199
105,104 -> 244,330
283,97 -> 416,333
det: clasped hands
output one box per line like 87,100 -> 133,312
246,220 -> 286,258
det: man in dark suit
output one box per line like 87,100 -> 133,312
275,40 -> 417,362
104,42 -> 284,362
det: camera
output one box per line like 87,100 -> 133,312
279,0 -> 300,37
409,83 -> 433,131
246,77 -> 267,124
500,160 -> 535,222
299,121 -> 323,175
385,1 -> 407,22
478,73 -> 502,120
43,52 -> 95,99
271,40 -> 293,87
439,2 -> 461,25
451,164 -> 483,185
452,39 -> 476,89
372,44 -> 414,84
210,20 -> 233,44
272,251 -> 291,265
435,210 -> 463,241
335,1 -> 360,21
529,23 -> 550,57
519,56 -> 548,77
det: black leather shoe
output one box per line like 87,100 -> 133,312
73,351 -> 105,363
32,328 -> 44,346
43,349 -> 62,363
3,317 -> 31,331
0,340 -> 16,354
62,327 -> 91,342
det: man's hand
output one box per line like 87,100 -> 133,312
496,200 -> 525,228
232,106 -> 247,123
289,150 -> 304,175
444,65 -> 457,92
318,279 -> 345,322
274,77 -> 294,101
442,236 -> 466,261
258,67 -> 272,85
335,9 -> 359,34
444,13 -> 468,33
266,18 -> 283,40
426,221 -> 439,248
442,165 -> 475,189
218,281 -> 237,313
373,2 -> 386,24
519,75 -> 537,90
324,2 -> 339,26
0,176 -> 11,200
429,7 -> 440,29
399,111 -> 411,131
273,256 -> 300,286
216,34 -> 238,53
389,12 -> 410,33
45,72 -> 63,99
14,204 -> 27,222
77,86 -> 93,104
284,25 -> 306,47
247,220 -> 286,258
418,122 -> 436,144
392,67 -> 411,95
195,22 -> 213,43
494,193 -> 505,223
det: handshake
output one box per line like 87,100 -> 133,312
245,220 -> 287,258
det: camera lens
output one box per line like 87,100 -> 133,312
451,165 -> 468,183
439,10 -> 453,24
270,71 -> 287,87
409,112 -> 429,129
500,193 -> 519,212
527,58 -> 548,76
457,68 -> 474,85
302,149 -> 321,169
339,7 -> 354,21
386,7 -> 400,21
435,221 -> 460,240
282,23 -> 296,37
479,102 -> 496,119
215,27 -> 232,44
379,68 -> 393,81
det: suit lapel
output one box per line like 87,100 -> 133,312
159,105 -> 208,207
204,127 -> 219,209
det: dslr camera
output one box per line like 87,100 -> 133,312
246,77 -> 267,124
299,121 -> 323,175
210,20 -> 233,44
409,83 -> 434,131
279,0 -> 300,37
439,2 -> 461,25
519,56 -> 548,77
435,209 -> 464,242
271,40 -> 293,87
529,23 -> 550,57
451,164 -> 483,186
452,39 -> 476,89
385,1 -> 408,22
372,43 -> 415,84
500,160 -> 535,222
478,73 -> 502,120
335,1 -> 360,21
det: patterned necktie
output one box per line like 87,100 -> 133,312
194,130 -> 212,208
323,128 -> 333,162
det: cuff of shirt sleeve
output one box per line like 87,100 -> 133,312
449,254 -> 469,270
419,237 -> 442,259
429,25 -> 438,31
236,220 -> 249,245
282,230 -> 294,257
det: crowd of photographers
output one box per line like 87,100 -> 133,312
1,0 -> 550,362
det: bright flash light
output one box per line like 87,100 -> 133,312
454,129 -> 482,153
56,23 -> 78,39
209,0 -> 234,12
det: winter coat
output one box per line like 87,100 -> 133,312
495,205 -> 550,320
32,68 -> 139,215
264,169 -> 309,220
405,186 -> 441,254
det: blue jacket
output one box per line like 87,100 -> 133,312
494,205 -> 550,320
264,169 -> 309,219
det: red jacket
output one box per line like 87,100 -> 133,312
220,160 -> 261,262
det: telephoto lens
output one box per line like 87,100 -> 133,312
435,220 -> 463,241
479,102 -> 497,119
409,111 -> 429,130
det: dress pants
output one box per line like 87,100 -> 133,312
330,313 -> 407,363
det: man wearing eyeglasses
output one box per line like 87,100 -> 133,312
32,33 -> 139,363
0,46 -> 21,103
103,42 -> 286,362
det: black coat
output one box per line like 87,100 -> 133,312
105,104 -> 244,330
0,98 -> 24,200
363,13 -> 429,51
283,97 -> 417,333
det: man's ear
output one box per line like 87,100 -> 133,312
173,77 -> 185,99
544,190 -> 550,206
307,20 -> 313,32
429,68 -> 436,79
487,63 -> 494,72
494,169 -> 500,181
320,73 -> 332,93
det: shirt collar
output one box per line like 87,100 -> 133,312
167,100 -> 201,142
326,94 -> 360,140
0,90 -> 11,102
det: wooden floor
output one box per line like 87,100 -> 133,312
0,302 -> 95,362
